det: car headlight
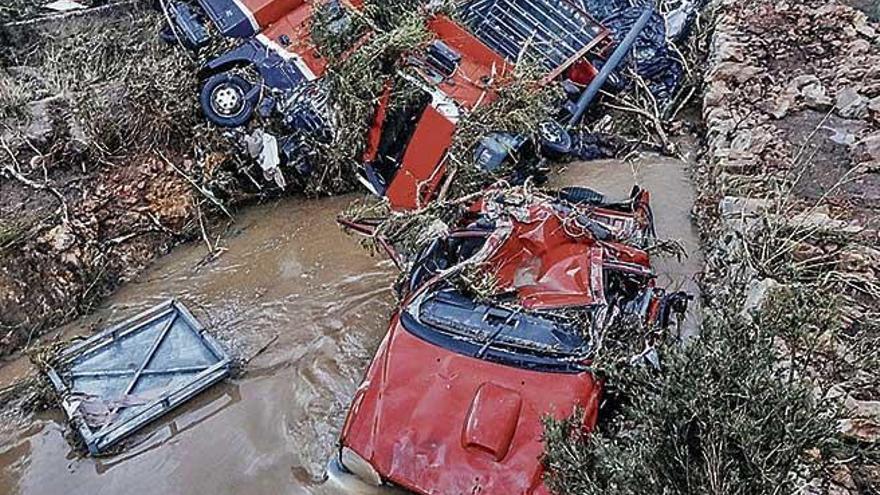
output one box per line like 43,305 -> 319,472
340,446 -> 382,486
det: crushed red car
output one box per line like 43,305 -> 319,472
330,185 -> 690,493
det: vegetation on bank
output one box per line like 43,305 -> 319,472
0,5 -> 240,357
542,285 -> 867,493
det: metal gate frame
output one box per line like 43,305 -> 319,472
46,299 -> 231,454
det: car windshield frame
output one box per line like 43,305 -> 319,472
401,288 -> 591,373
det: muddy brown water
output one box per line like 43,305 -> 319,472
0,155 -> 702,495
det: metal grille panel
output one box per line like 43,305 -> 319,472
459,0 -> 606,71
46,299 -> 230,454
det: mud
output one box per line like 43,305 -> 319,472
0,154 -> 701,494
0,195 -> 398,495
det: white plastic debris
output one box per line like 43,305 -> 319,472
258,132 -> 286,189
44,0 -> 87,12
244,129 -> 287,189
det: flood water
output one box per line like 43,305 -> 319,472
0,154 -> 702,495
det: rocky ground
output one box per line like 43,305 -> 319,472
700,0 -> 880,489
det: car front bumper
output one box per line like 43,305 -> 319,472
325,457 -> 413,495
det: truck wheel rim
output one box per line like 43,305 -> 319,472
211,83 -> 245,117
540,121 -> 565,144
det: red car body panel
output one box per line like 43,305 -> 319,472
476,199 -> 656,310
486,204 -> 609,310
341,316 -> 601,495
423,16 -> 511,110
385,15 -> 510,211
240,0 -> 363,30
336,188 -> 679,494
258,0 -> 329,77
239,0 -> 368,78
243,0 -> 304,28
385,106 -> 456,210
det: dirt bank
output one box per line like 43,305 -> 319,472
0,5 -> 260,360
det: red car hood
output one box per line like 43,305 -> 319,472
341,316 -> 600,494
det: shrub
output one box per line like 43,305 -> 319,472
543,286 -> 844,495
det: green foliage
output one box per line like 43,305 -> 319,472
543,285 -> 844,495
0,217 -> 29,250
310,1 -> 370,62
0,70 -> 33,121
41,13 -> 201,154
306,8 -> 431,194
365,0 -> 429,30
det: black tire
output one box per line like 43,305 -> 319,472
538,120 -> 572,158
199,73 -> 255,128
559,186 -> 605,205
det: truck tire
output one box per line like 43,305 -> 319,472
559,186 -> 605,205
199,73 -> 255,128
538,120 -> 572,158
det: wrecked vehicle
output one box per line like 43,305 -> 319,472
161,0 -> 358,126
352,1 -> 617,210
162,0 -> 682,209
329,185 -> 690,493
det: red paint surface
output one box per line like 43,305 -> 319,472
485,205 -> 608,310
482,201 -> 657,310
243,0 -> 370,77
243,0 -> 303,28
242,0 -> 363,28
385,107 -> 456,210
425,16 -> 512,110
341,316 -> 600,495
339,193 -> 666,494
259,1 -> 328,76
462,383 -> 523,462
567,59 -> 599,86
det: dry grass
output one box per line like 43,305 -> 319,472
0,71 -> 33,121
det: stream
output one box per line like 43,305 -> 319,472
0,153 -> 703,495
